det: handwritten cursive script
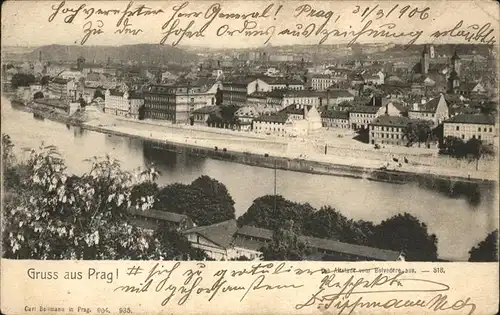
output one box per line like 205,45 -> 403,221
45,1 -> 496,47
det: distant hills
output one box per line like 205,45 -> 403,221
4,44 -> 200,64
384,44 -> 492,56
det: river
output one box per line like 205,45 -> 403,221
1,96 -> 498,261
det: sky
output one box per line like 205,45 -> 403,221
1,0 -> 499,48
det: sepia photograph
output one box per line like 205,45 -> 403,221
0,0 -> 499,313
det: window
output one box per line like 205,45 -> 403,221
456,126 -> 459,131
484,128 -> 487,132
462,135 -> 465,139
478,127 -> 481,132
489,127 -> 493,132
478,135 -> 482,140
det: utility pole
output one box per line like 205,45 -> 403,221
274,159 -> 277,213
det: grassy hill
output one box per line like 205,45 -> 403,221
5,44 -> 200,64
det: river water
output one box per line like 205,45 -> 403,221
2,96 -> 498,261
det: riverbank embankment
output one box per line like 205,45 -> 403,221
12,102 -> 498,191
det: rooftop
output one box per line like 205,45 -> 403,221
301,235 -> 400,261
411,94 -> 448,113
321,110 -> 349,120
51,77 -> 70,84
349,105 -> 381,114
254,112 -> 289,124
127,208 -> 190,223
371,115 -> 413,127
445,114 -> 496,125
326,89 -> 354,98
192,105 -> 218,115
457,82 -> 481,92
235,225 -> 274,240
280,103 -> 312,115
182,219 -> 238,248
235,225 -> 400,261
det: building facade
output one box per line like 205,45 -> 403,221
369,115 -> 414,146
47,77 -> 78,101
349,106 -> 385,130
143,83 -> 218,124
222,78 -> 270,106
311,75 -> 337,91
104,89 -> 130,116
253,104 -> 322,137
321,110 -> 350,128
408,94 -> 449,126
443,114 -> 497,144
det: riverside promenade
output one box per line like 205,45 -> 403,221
81,112 -> 498,183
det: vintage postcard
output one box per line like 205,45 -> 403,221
1,0 -> 499,314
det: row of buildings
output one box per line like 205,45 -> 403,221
128,208 -> 403,261
16,72 -> 498,146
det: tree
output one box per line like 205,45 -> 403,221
441,136 -> 467,158
479,102 -> 497,115
93,89 -> 105,100
261,220 -> 311,261
155,177 -> 235,226
404,120 -> 433,147
151,223 -> 208,260
138,104 -> 146,120
33,91 -> 44,99
304,206 -> 375,245
215,87 -> 223,105
371,213 -> 438,261
130,181 -> 159,210
237,195 -> 315,233
11,73 -> 35,88
464,138 -> 495,171
40,76 -> 51,86
1,138 -> 195,260
440,136 -> 495,170
468,230 -> 498,262
191,175 -> 235,215
304,206 -> 347,240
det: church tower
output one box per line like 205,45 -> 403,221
420,45 -> 430,74
451,51 -> 461,77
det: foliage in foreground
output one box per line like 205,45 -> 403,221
468,229 -> 499,262
1,134 -> 206,260
240,195 -> 439,261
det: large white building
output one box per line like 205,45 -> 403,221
104,89 -> 144,118
443,114 -> 497,144
311,75 -> 337,91
252,104 -> 322,137
349,106 -> 386,130
104,89 -> 130,116
47,77 -> 77,101
144,81 -> 220,123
